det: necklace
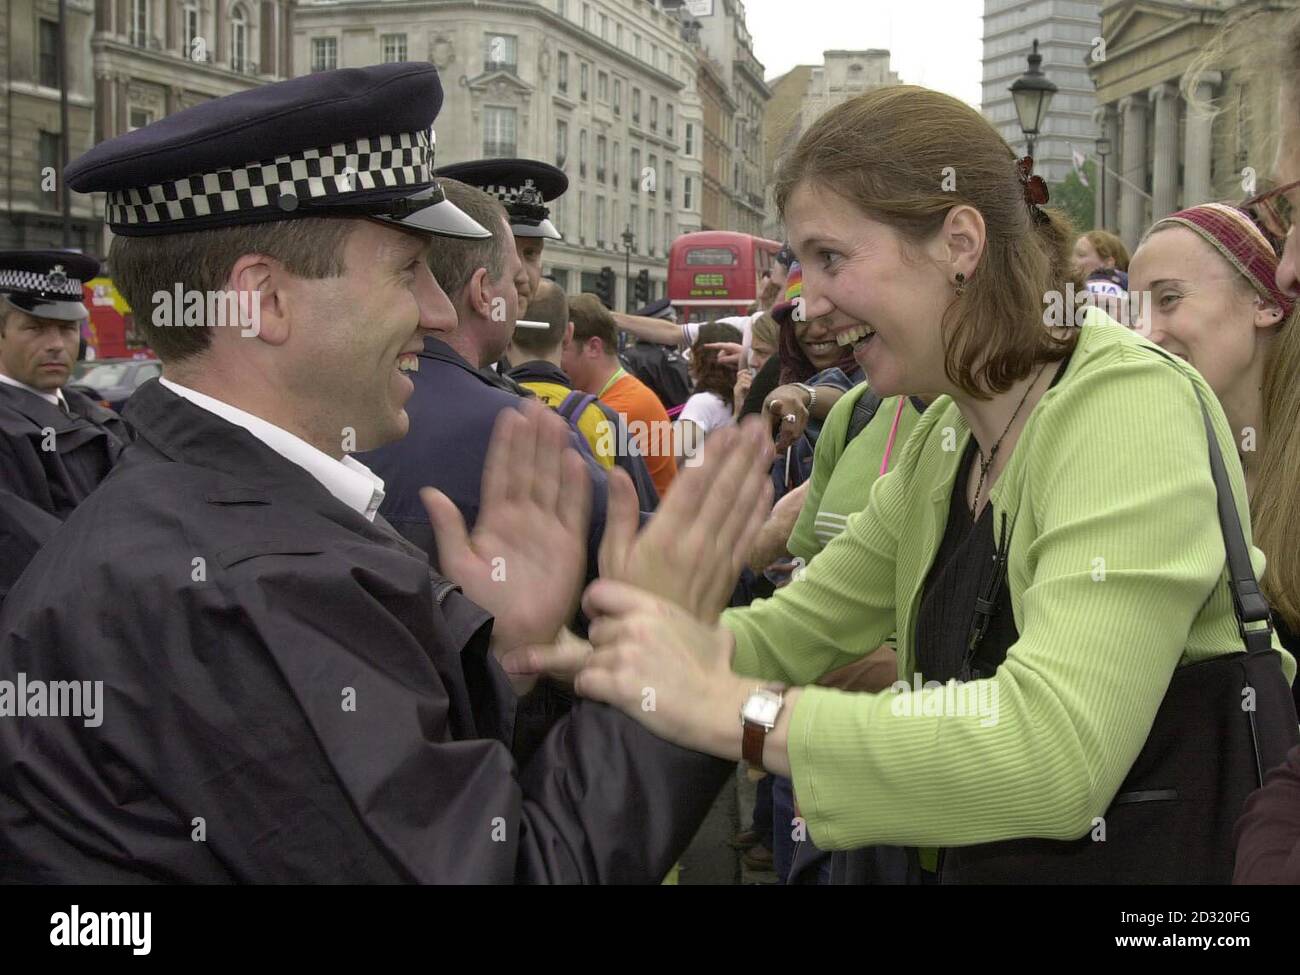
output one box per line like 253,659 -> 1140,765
970,362 -> 1048,517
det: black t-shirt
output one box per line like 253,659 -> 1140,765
740,354 -> 782,418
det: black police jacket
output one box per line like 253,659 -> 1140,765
0,379 -> 730,882
620,340 -> 692,411
0,381 -> 133,604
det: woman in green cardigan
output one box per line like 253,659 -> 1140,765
558,84 -> 1297,879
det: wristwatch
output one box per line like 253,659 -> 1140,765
740,683 -> 788,770
794,382 -> 817,411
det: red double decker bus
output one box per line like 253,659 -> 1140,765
667,231 -> 781,323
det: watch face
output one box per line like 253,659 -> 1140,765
742,689 -> 782,728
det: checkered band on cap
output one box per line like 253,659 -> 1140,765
104,129 -> 436,228
482,180 -> 548,222
0,266 -> 85,299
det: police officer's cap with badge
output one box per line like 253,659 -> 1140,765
435,158 -> 567,240
0,250 -> 100,322
65,63 -> 491,241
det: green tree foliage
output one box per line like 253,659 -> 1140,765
1050,160 -> 1096,233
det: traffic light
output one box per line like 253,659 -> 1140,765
634,269 -> 650,305
595,266 -> 616,309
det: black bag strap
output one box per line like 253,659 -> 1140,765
844,389 -> 883,448
1151,349 -> 1274,653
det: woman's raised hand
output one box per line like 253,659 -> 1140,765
597,415 -> 774,621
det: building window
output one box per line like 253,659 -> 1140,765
230,4 -> 249,73
683,176 -> 693,209
665,161 -> 673,204
630,146 -> 640,191
184,4 -> 201,61
600,13 -> 609,41
651,43 -> 658,71
485,34 -> 518,73
556,119 -> 568,168
631,88 -> 641,123
129,107 -> 155,131
578,190 -> 586,244
666,53 -> 673,78
130,0 -> 150,48
649,97 -> 658,132
557,51 -> 568,93
311,37 -> 338,72
596,195 -> 606,247
39,131 -> 61,191
647,154 -> 657,196
596,135 -> 607,182
612,141 -> 621,188
685,122 -> 694,156
634,34 -> 641,59
483,107 -> 517,158
580,62 -> 589,101
664,212 -> 672,252
597,71 -> 608,102
648,207 -> 656,256
39,19 -> 59,88
381,34 -> 407,63
557,0 -> 568,17
612,78 -> 622,115
579,129 -> 587,178
666,104 -> 674,138
616,23 -> 623,49
583,3 -> 591,31
630,203 -> 639,252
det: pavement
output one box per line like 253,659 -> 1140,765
678,764 -> 778,885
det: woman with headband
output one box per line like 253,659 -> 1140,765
1129,203 -> 1300,689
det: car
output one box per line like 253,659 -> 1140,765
69,358 -> 162,412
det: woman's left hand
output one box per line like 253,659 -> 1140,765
575,579 -> 745,755
763,384 -> 811,451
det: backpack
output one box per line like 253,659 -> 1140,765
554,390 -> 600,461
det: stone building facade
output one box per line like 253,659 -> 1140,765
1089,0 -> 1298,251
294,0 -> 697,308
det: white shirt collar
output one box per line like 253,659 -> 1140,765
159,378 -> 385,522
0,371 -> 67,409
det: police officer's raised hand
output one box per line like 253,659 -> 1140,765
595,416 -> 774,621
421,400 -> 591,687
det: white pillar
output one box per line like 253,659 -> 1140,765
1183,70 -> 1221,206
1119,93 -> 1149,252
1149,83 -> 1180,220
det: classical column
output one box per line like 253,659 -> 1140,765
1119,93 -> 1149,252
95,71 -> 114,142
1100,103 -> 1120,230
1183,70 -> 1221,206
1149,83 -> 1180,220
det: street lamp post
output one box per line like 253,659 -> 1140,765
1010,39 -> 1058,160
621,225 -> 635,312
1095,136 -> 1112,231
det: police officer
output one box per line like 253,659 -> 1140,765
619,296 -> 692,413
0,64 -> 736,883
0,250 -> 133,600
435,157 -> 566,317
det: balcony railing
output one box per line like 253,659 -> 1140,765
483,141 -> 517,158
484,60 -> 518,75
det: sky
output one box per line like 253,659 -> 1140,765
741,0 -> 985,108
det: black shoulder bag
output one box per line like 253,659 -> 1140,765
939,360 -> 1299,884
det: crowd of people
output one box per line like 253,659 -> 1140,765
2,16 -> 1300,884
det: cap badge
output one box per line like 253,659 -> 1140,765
48,265 -> 68,288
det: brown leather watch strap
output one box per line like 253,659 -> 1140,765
742,720 -> 767,769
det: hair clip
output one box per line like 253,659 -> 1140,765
1017,156 -> 1051,224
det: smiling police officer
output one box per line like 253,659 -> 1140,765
0,64 -> 732,883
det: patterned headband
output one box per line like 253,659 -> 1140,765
1146,203 -> 1294,318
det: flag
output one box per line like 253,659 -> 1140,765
1071,145 -> 1090,187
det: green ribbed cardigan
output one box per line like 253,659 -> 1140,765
722,314 -> 1298,851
